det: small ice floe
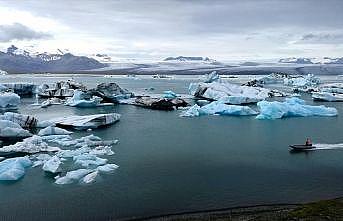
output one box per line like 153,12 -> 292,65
0,157 -> 32,181
256,97 -> 338,120
204,71 -> 221,83
51,113 -> 120,130
0,92 -> 20,109
82,170 -> 98,184
55,169 -> 93,185
180,101 -> 257,117
65,90 -> 103,108
163,90 -> 178,99
0,120 -> 32,139
38,126 -> 73,136
312,83 -> 343,102
42,156 -> 62,173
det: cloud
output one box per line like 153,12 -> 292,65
296,33 -> 343,44
0,23 -> 52,42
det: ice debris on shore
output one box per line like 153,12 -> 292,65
256,97 -> 338,120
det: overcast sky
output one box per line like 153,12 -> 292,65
0,0 -> 342,61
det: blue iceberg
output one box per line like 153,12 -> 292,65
163,90 -> 178,99
181,101 -> 258,117
0,157 -> 32,181
256,97 -> 338,120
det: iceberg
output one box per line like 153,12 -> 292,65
0,112 -> 38,128
37,80 -> 86,98
51,113 -> 120,130
284,74 -> 320,87
1,83 -> 36,96
82,170 -> 98,184
38,126 -> 72,136
0,70 -> 8,75
97,164 -> 119,173
86,82 -> 134,103
73,154 -> 108,167
256,97 -> 338,120
189,81 -> 270,104
204,71 -> 220,83
42,156 -> 61,173
55,169 -> 93,185
181,101 -> 258,117
65,90 -> 103,108
0,157 -> 32,181
0,135 -> 61,154
312,92 -> 343,102
0,120 -> 32,139
0,92 -> 20,109
163,90 -> 178,99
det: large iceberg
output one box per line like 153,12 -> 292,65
37,80 -> 86,98
1,83 -> 36,96
0,92 -> 20,109
51,113 -> 120,130
0,157 -> 32,181
256,97 -> 338,120
0,112 -> 38,128
86,82 -> 134,103
189,82 -> 270,104
0,120 -> 32,139
284,74 -> 320,87
180,101 -> 258,117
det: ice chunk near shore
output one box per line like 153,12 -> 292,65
51,113 -> 120,130
256,97 -> 338,120
42,156 -> 61,173
0,92 -> 20,109
0,157 -> 32,181
0,135 -> 61,154
189,81 -> 270,104
38,126 -> 72,136
181,101 -> 257,117
0,120 -> 32,139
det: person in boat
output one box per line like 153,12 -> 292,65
305,138 -> 312,146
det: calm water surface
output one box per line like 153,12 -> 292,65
0,74 -> 343,221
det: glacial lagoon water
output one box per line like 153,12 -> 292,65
1,74 -> 343,220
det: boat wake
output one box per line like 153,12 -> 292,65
311,143 -> 343,150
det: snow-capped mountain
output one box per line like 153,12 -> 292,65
279,57 -> 343,65
90,53 -> 113,63
0,45 -> 107,73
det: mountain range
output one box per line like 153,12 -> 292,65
0,45 -> 107,73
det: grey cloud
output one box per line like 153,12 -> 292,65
0,23 -> 52,42
297,33 -> 343,44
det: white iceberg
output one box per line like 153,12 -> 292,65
38,126 -> 72,136
0,70 -> 8,75
97,164 -> 119,173
82,170 -> 98,184
0,120 -> 32,138
0,157 -> 32,181
73,154 -> 108,167
51,113 -> 120,130
181,101 -> 257,117
0,92 -> 20,109
0,112 -> 38,128
189,82 -> 270,104
0,135 -> 61,154
204,71 -> 220,83
284,74 -> 320,87
256,97 -> 338,120
42,156 -> 62,173
320,83 -> 343,94
65,90 -> 103,108
312,92 -> 343,102
55,169 -> 93,185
